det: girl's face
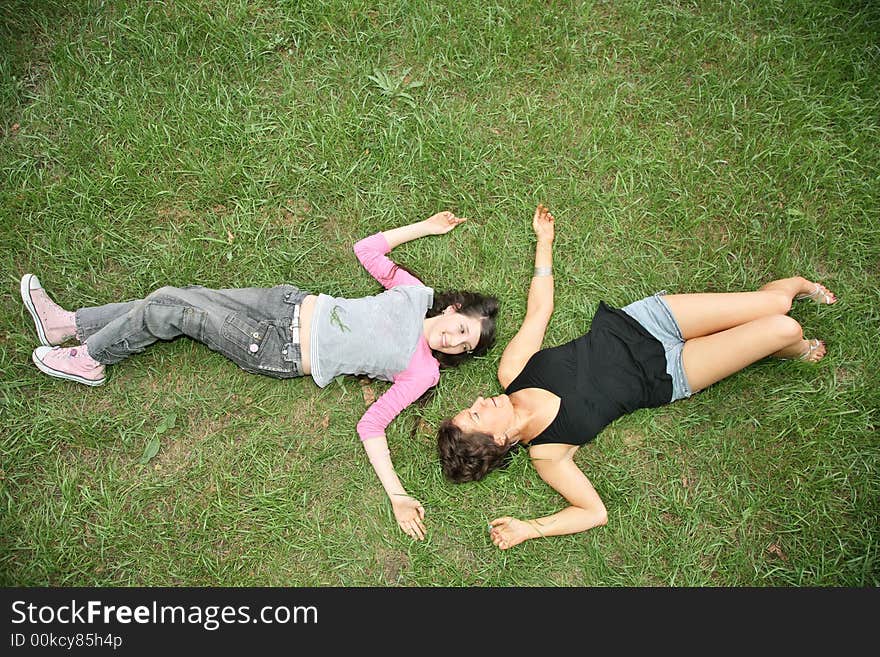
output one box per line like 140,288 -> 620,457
452,394 -> 514,442
427,308 -> 483,355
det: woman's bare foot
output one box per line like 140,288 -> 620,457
773,338 -> 827,362
795,280 -> 837,304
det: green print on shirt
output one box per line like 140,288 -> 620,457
329,305 -> 350,333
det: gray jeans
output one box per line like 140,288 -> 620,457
75,285 -> 310,378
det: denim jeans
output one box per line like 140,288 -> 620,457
76,285 -> 310,378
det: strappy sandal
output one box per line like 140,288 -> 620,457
795,283 -> 836,304
780,338 -> 825,362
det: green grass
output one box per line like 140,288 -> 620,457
1,0 -> 877,586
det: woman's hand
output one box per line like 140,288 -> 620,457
532,204 -> 555,243
392,494 -> 427,540
423,210 -> 467,235
489,516 -> 540,550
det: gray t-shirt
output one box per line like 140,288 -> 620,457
309,285 -> 434,387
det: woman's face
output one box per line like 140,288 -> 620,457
452,394 -> 514,441
427,309 -> 483,355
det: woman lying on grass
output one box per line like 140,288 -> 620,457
437,204 -> 836,550
22,210 -> 498,541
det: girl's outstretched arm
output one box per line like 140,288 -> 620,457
357,363 -> 439,541
381,210 -> 467,249
362,436 -> 427,540
354,211 -> 466,289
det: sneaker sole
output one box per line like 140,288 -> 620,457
32,350 -> 106,387
20,274 -> 52,347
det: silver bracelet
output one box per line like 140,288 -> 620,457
533,266 -> 553,277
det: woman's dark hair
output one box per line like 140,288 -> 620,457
426,291 -> 499,368
436,419 -> 518,483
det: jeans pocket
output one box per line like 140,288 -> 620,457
181,306 -> 208,341
102,338 -> 141,363
220,314 -> 289,375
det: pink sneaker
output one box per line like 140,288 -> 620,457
20,273 -> 77,346
32,345 -> 106,386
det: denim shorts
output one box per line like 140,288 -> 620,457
622,291 -> 692,402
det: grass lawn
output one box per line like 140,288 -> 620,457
1,0 -> 877,586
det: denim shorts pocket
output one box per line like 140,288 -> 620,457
220,314 -> 289,375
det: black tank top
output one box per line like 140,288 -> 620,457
505,302 -> 673,446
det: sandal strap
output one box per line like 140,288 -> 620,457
798,339 -> 821,361
795,283 -> 832,303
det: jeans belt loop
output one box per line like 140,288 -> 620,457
290,303 -> 301,345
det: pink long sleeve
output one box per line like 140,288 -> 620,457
353,232 -> 425,289
356,339 -> 440,440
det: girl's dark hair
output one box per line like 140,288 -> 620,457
436,419 -> 518,483
426,291 -> 499,368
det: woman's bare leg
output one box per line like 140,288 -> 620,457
681,314 -> 825,393
663,276 -> 834,340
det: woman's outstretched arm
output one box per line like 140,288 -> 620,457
497,204 -> 555,388
488,443 -> 608,550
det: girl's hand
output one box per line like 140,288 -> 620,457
392,495 -> 427,540
489,516 -> 539,550
532,204 -> 555,243
423,210 -> 467,235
